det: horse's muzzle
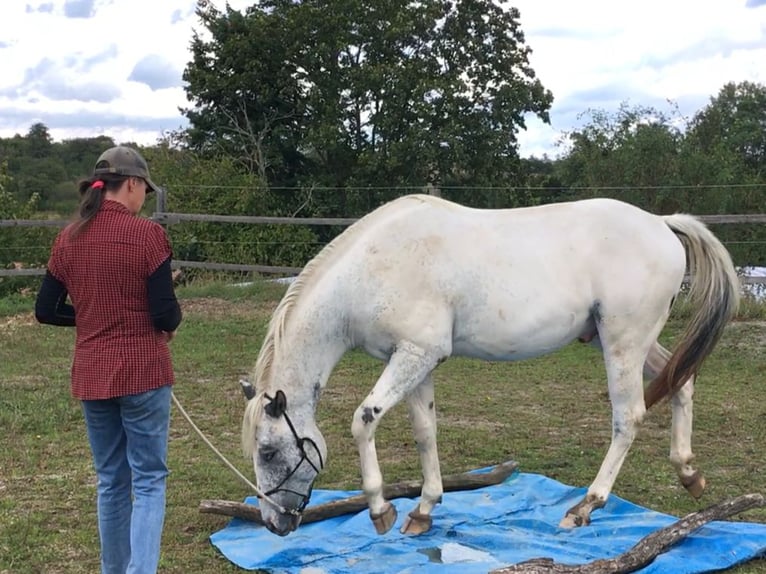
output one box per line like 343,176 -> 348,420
264,512 -> 302,536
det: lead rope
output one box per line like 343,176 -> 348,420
170,391 -> 295,515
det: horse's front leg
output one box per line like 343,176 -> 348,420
400,373 -> 442,535
351,340 -> 444,535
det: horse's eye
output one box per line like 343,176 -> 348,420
260,448 -> 277,463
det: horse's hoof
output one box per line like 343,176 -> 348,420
559,511 -> 590,529
370,502 -> 397,534
400,509 -> 433,536
681,471 -> 706,499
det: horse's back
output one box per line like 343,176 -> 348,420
350,195 -> 683,277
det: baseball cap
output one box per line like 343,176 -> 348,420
93,146 -> 160,193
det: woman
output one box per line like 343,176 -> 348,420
35,145 -> 182,574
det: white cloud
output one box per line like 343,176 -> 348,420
0,0 -> 764,157
0,0 -> 217,144
129,54 -> 184,91
513,0 -> 766,157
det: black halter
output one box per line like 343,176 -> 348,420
263,392 -> 324,513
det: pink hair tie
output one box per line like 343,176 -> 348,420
92,180 -> 104,190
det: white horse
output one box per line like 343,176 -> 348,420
241,194 -> 739,537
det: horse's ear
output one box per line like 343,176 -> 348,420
240,379 -> 256,401
265,390 -> 287,418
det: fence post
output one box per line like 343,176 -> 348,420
155,186 -> 167,216
425,164 -> 441,197
425,182 -> 441,198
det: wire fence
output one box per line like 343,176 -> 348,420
2,186 -> 766,281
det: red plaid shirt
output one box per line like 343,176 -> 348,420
47,200 -> 175,400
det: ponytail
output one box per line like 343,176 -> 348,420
69,175 -> 127,238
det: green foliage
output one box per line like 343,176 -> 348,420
0,125 -> 115,213
182,0 -> 553,190
554,85 -> 766,266
685,81 -> 766,179
1,74 -> 764,273
0,163 -> 59,296
146,140 -> 321,269
557,103 -> 685,198
0,129 -> 121,296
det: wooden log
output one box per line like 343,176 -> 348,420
490,493 -> 765,574
199,460 -> 518,525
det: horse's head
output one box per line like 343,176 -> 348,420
241,381 -> 327,536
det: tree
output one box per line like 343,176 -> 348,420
679,82 -> 766,265
12,157 -> 69,209
182,0 -> 553,198
555,103 -> 684,211
26,122 -> 53,159
183,2 -> 308,188
684,81 -> 766,180
0,125 -> 116,211
58,135 -> 116,179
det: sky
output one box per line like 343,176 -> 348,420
0,0 -> 765,158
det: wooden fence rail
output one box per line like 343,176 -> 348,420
153,213 -> 359,226
2,205 -> 766,280
0,219 -> 69,228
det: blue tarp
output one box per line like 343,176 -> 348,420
210,472 -> 766,573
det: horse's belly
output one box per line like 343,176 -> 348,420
451,314 -> 589,362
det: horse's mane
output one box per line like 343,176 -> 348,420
242,195 -> 430,451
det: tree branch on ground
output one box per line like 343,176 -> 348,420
199,460 -> 519,525
490,493 -> 765,574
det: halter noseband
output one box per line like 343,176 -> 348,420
262,391 -> 324,515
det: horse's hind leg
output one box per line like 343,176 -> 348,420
401,373 -> 442,535
644,342 -> 704,498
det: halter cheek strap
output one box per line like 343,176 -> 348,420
262,392 -> 324,514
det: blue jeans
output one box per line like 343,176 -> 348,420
82,385 -> 172,574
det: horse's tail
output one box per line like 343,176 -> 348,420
644,214 -> 740,409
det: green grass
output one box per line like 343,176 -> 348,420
1,281 -> 764,573
0,290 -> 39,318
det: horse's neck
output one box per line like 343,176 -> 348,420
278,301 -> 350,412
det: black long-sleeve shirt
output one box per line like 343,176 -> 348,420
35,257 -> 182,332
